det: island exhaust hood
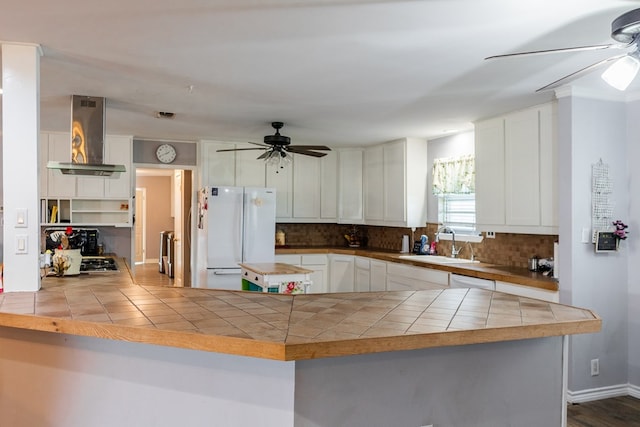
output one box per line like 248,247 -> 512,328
47,95 -> 126,176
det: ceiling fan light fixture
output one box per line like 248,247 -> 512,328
601,54 -> 640,90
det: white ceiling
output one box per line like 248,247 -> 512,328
1,0 -> 639,147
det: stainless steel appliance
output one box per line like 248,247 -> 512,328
80,256 -> 118,272
44,228 -> 100,256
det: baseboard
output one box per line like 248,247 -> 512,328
629,383 -> 640,399
145,258 -> 159,264
567,384 -> 634,403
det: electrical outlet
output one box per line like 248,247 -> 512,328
485,231 -> 496,239
591,358 -> 599,376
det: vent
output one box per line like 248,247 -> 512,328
46,95 -> 126,176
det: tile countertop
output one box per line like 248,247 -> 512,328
0,257 -> 599,361
276,246 -> 559,292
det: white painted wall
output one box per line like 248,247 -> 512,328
627,98 -> 640,390
557,94 -> 630,396
0,327 -> 296,427
426,131 -> 474,223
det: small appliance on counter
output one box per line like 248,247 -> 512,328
412,235 -> 430,255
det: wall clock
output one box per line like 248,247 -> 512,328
156,144 -> 177,164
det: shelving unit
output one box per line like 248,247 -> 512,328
40,198 -> 131,227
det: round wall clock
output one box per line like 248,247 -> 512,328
156,144 -> 177,164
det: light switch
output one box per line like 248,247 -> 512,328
16,208 -> 28,228
581,228 -> 591,244
16,235 -> 28,254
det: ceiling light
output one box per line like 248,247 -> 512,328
601,54 -> 640,90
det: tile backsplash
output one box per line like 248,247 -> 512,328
276,223 -> 557,269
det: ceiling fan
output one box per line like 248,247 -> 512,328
486,8 -> 640,92
216,122 -> 331,168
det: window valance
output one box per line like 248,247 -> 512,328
432,154 -> 475,195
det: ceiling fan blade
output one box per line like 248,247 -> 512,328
248,141 -> 269,147
257,150 -> 272,160
216,147 -> 267,152
485,43 -> 622,60
535,54 -> 627,92
287,145 -> 332,151
286,147 -> 328,157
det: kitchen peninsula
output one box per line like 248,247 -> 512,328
0,258 -> 599,427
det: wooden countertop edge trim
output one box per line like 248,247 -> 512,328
0,311 -> 600,362
283,319 -> 603,360
0,313 -> 287,361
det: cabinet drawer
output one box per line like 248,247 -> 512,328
386,263 -> 449,286
301,254 -> 328,265
355,257 -> 370,269
275,255 -> 301,265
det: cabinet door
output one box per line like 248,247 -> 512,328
337,149 -> 364,224
236,148 -> 265,187
76,175 -> 105,198
495,281 -> 559,303
383,140 -> 406,223
267,162 -> 293,219
505,108 -> 540,226
104,135 -> 132,198
308,265 -> 328,294
354,257 -> 371,292
364,145 -> 384,222
329,255 -> 355,293
539,103 -> 558,227
370,260 -> 387,291
475,118 -> 505,227
47,132 -> 76,198
320,151 -> 338,220
202,141 -> 235,186
293,155 -> 320,219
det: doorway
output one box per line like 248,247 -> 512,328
134,168 -> 193,287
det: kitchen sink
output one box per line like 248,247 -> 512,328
398,255 -> 479,265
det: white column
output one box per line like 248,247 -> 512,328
2,43 -> 42,292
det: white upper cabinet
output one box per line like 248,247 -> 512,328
236,149 -> 266,188
320,150 -> 338,220
201,141 -> 236,187
104,135 -> 133,198
364,145 -> 384,222
363,138 -> 428,228
267,162 -> 293,219
475,117 -> 506,226
475,102 -> 558,234
46,132 -> 76,198
337,148 -> 364,224
293,154 -> 320,219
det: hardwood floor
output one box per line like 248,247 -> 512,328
568,396 -> 640,426
132,262 -> 174,287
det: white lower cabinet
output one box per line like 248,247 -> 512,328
274,254 -> 329,294
386,262 -> 449,291
495,280 -> 559,303
328,254 -> 355,293
370,260 -> 387,291
354,257 -> 371,292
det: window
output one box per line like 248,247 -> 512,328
432,154 -> 476,232
437,193 -> 476,233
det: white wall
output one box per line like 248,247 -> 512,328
627,98 -> 640,390
0,327 -> 296,427
426,131 -> 474,223
558,94 -> 630,396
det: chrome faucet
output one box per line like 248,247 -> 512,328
435,225 -> 460,258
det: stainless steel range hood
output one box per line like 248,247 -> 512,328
47,95 -> 126,176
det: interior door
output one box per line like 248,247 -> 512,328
134,188 -> 146,264
173,171 -> 183,286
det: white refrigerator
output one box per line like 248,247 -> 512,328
196,186 -> 276,290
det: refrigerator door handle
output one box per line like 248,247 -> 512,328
213,269 -> 241,275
